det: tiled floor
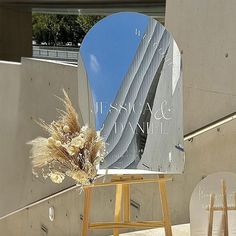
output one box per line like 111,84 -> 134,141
115,224 -> 190,236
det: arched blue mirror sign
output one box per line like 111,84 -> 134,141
78,12 -> 185,174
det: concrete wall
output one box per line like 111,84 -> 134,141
0,7 -> 32,61
163,0 -> 236,223
0,58 -> 81,217
165,0 -> 236,134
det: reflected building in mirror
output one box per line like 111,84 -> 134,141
78,12 -> 185,173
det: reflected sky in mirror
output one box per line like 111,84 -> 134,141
80,12 -> 148,129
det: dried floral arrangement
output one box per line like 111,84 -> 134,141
28,90 -> 105,186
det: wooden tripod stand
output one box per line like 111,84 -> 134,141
207,179 -> 236,236
82,175 -> 172,236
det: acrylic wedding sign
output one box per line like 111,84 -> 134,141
190,172 -> 236,235
78,12 -> 185,174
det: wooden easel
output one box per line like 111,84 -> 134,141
82,175 -> 172,236
207,179 -> 236,236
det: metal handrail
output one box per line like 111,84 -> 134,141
184,112 -> 236,141
0,184 -> 79,221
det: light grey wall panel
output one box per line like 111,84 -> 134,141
165,0 -> 236,134
0,58 -> 80,217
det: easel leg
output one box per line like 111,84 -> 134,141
82,187 -> 92,236
114,184 -> 123,236
222,180 -> 228,236
208,194 -> 215,236
159,180 -> 172,236
123,184 -> 130,222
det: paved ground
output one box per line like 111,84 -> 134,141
115,224 -> 190,236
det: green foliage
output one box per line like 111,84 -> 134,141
32,13 -> 104,46
32,14 -> 60,45
76,15 -> 104,34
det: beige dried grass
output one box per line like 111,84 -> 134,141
28,90 -> 105,186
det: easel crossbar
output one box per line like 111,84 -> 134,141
206,206 -> 236,211
84,177 -> 172,188
89,221 -> 165,229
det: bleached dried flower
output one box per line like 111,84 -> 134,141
63,125 -> 70,133
96,131 -> 101,138
47,137 -> 54,145
49,171 -> 65,184
67,145 -> 78,156
81,125 -> 88,132
71,136 -> 85,148
28,90 -> 105,187
55,140 -> 62,147
66,170 -> 87,184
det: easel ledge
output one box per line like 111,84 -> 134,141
82,174 -> 173,236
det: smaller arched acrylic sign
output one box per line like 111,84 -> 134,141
78,12 -> 185,174
190,172 -> 236,235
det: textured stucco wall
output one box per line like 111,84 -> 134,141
0,58 -> 80,217
165,0 -> 236,134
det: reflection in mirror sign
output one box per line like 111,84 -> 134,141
78,12 -> 184,173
